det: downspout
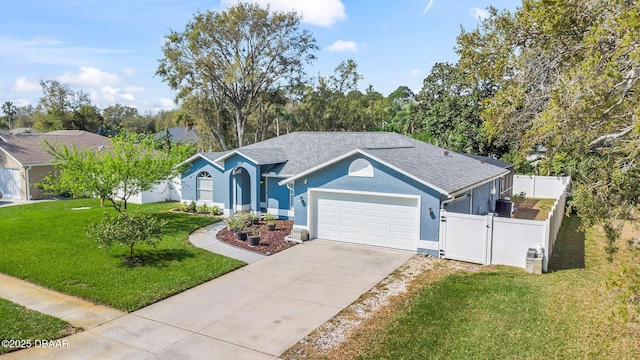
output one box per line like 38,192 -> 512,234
25,166 -> 32,200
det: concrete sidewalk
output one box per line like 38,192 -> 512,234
0,274 -> 124,330
188,221 -> 265,264
3,240 -> 414,359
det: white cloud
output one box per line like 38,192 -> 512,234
325,40 -> 358,52
470,8 -> 490,21
10,78 -> 41,92
422,0 -> 434,15
123,68 -> 136,76
88,86 -> 138,107
411,69 -> 422,77
57,66 -> 120,87
222,0 -> 347,27
123,86 -> 145,93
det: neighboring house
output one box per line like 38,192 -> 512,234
154,127 -> 199,146
180,132 -> 512,255
0,130 -> 110,200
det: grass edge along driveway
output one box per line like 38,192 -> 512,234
0,199 -> 245,312
306,216 -> 640,359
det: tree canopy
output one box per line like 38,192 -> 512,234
156,2 -> 318,149
456,0 -> 640,257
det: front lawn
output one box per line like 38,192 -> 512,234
313,216 -> 640,359
0,298 -> 76,355
0,199 -> 245,311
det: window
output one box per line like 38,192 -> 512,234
348,158 -> 374,177
197,171 -> 213,201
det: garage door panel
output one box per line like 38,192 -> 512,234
314,191 -> 418,251
364,222 -> 387,231
339,206 -> 362,216
364,208 -> 387,218
339,219 -> 362,229
390,224 -> 415,235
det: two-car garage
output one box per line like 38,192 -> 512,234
310,189 -> 420,251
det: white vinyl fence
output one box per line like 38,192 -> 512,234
439,176 -> 571,272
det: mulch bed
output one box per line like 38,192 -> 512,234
216,219 -> 297,256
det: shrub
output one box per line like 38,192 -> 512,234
188,200 -> 197,212
196,203 -> 209,214
209,205 -> 222,216
86,212 -> 167,261
179,202 -> 190,212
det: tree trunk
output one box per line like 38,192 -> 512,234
235,108 -> 245,147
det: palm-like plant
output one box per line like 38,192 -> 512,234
2,101 -> 17,130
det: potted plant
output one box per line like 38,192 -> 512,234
227,213 -> 248,241
264,213 -> 277,231
248,226 -> 260,247
248,212 -> 259,225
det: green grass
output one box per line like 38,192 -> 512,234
349,216 -> 640,359
0,199 -> 245,311
0,298 -> 75,355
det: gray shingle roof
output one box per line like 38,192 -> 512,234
0,130 -> 111,166
193,132 -> 509,195
154,127 -> 199,143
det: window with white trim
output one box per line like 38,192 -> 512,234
196,171 -> 213,201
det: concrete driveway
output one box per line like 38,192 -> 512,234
3,240 -> 413,359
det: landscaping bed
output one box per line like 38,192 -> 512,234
512,197 -> 555,220
216,219 -> 297,255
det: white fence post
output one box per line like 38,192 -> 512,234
438,209 -> 446,257
485,213 -> 494,265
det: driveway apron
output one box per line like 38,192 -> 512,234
2,240 -> 414,359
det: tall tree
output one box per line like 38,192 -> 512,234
412,62 -> 497,154
35,80 -> 101,132
103,104 -> 139,128
295,59 -> 365,131
456,1 -> 640,258
157,2 -> 318,149
1,101 -> 17,130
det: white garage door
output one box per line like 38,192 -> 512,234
313,191 -> 419,251
0,168 -> 21,200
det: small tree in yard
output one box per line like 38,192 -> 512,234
87,212 -> 167,262
40,131 -> 192,212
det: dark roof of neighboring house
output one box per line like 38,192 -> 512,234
463,154 -> 514,170
154,127 -> 199,144
191,132 -> 510,196
0,130 -> 110,166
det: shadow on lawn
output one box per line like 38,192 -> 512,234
116,248 -> 197,268
548,216 -> 585,272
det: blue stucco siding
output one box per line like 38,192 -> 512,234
292,154 -> 442,242
266,177 -> 290,214
223,153 -> 261,211
181,157 -> 225,204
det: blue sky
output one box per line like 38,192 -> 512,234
0,1 -> 518,113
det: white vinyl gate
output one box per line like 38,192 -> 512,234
0,168 -> 21,199
438,212 -> 491,264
